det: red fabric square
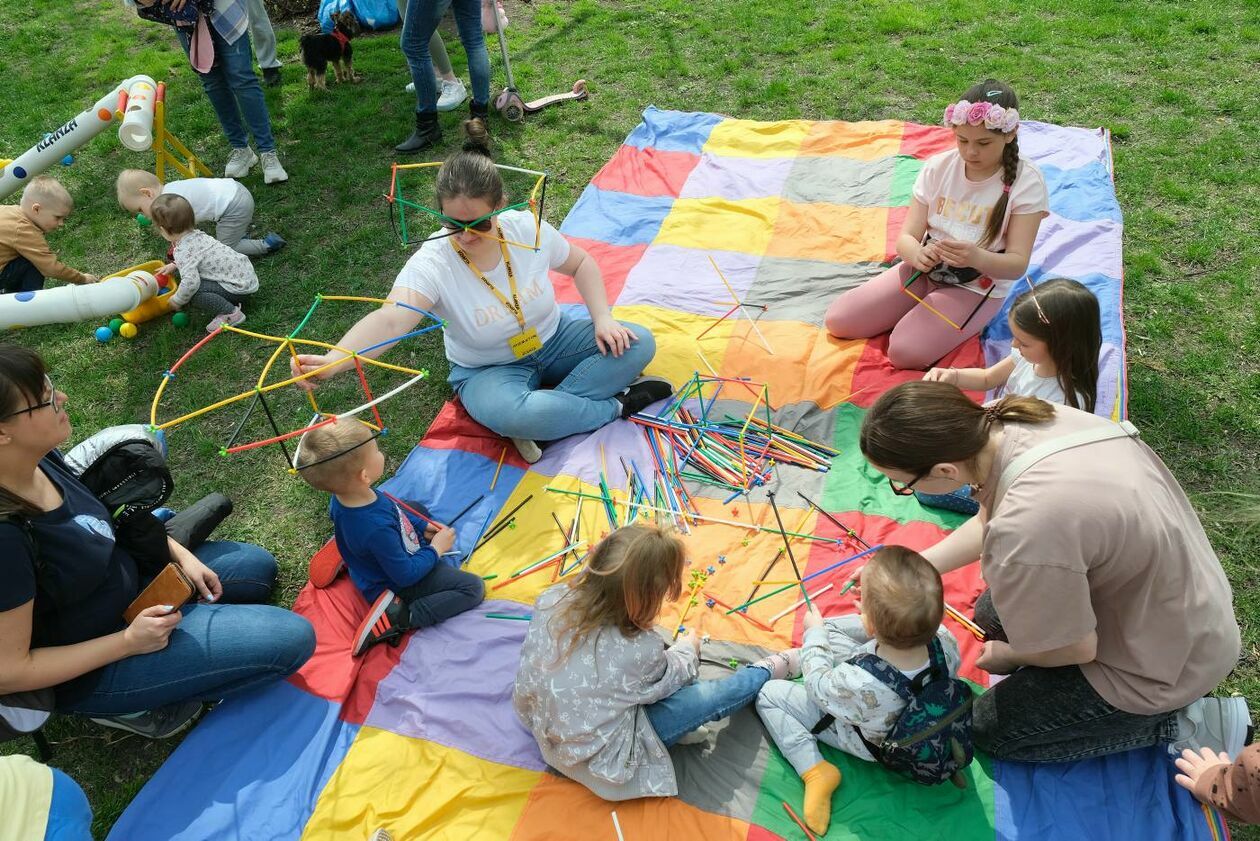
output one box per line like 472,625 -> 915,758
591,145 -> 700,197
550,237 -> 647,305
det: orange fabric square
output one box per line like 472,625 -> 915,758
799,119 -> 906,161
767,202 -> 890,263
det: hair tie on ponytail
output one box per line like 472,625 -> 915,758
1002,183 -> 1011,194
983,404 -> 1003,427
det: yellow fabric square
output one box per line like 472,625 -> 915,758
654,197 -> 781,255
800,119 -> 906,160
768,201 -> 890,263
703,117 -> 811,158
302,728 -> 540,840
613,304 -> 734,390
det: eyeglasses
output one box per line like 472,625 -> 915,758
0,375 -> 61,420
438,215 -> 495,233
1025,277 -> 1050,325
887,471 -> 927,496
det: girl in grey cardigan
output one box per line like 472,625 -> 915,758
513,523 -> 798,801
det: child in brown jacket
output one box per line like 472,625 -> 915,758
0,177 -> 97,293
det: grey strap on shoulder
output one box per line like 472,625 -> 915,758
993,420 -> 1140,508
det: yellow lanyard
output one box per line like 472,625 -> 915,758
451,240 -> 525,331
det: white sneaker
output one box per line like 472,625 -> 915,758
260,151 -> 288,184
437,78 -> 468,111
205,306 -> 246,333
509,437 -> 542,464
224,147 -> 258,178
1171,696 -> 1253,757
405,80 -> 415,94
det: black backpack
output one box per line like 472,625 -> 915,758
814,637 -> 975,788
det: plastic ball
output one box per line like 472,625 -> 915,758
94,326 -> 114,343
136,213 -> 151,227
61,155 -> 73,166
171,312 -> 189,327
119,323 -> 138,339
109,318 -> 124,332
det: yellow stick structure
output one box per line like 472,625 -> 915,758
901,285 -> 963,330
489,446 -> 507,491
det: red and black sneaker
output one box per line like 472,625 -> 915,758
352,591 -> 410,657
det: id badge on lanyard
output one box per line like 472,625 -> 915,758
453,240 -> 541,359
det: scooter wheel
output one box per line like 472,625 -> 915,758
503,102 -> 525,122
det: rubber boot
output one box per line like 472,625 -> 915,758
395,112 -> 442,153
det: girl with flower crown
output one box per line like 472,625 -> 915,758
825,79 -> 1050,370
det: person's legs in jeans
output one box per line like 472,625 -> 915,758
970,588 -> 1177,761
176,28 -> 250,149
396,563 -> 485,628
539,317 -> 657,402
213,32 -> 277,152
194,539 -> 279,604
885,283 -> 1003,370
60,602 -> 314,715
401,0 -> 451,113
448,0 -> 491,107
644,665 -> 770,746
0,256 -> 45,293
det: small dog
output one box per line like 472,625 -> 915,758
299,11 -> 362,90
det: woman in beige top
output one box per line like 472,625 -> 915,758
855,380 -> 1246,762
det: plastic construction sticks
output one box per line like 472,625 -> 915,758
724,544 -> 883,615
492,541 -> 587,590
796,491 -> 870,549
782,801 -> 818,841
770,583 -> 835,625
151,295 -> 441,468
746,505 -> 815,604
472,494 -> 534,552
672,568 -> 710,640
766,492 -> 810,607
944,602 -> 988,642
707,255 -> 774,355
702,591 -> 773,632
489,446 -> 507,491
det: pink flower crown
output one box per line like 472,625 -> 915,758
943,100 -> 1020,133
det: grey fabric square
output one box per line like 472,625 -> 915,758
752,258 -> 885,327
784,156 -> 897,207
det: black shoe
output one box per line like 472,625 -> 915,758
353,590 -> 410,656
616,376 -> 674,418
262,67 -> 282,87
395,112 -> 442,154
90,700 -> 203,739
470,101 -> 490,135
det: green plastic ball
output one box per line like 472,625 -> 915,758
109,318 -> 124,332
172,312 -> 189,327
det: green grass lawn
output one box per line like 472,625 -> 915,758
2,0 -> 1258,836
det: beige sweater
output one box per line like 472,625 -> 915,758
0,205 -> 88,284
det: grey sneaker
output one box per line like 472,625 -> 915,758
260,151 -> 288,184
676,724 -> 712,745
1171,696 -> 1253,757
224,146 -> 258,178
90,700 -> 203,739
369,831 -> 394,841
437,78 -> 468,111
510,437 -> 542,464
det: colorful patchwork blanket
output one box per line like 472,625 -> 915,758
110,109 -> 1223,841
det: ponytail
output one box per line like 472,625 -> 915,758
860,381 -> 1054,474
435,120 -> 503,208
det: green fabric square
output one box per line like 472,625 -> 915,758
890,156 -> 925,207
821,404 -> 969,531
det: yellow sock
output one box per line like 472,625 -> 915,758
801,760 -> 842,835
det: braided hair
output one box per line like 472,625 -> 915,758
961,79 -> 1021,249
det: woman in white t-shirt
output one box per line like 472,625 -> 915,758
825,80 -> 1050,370
292,127 -> 669,463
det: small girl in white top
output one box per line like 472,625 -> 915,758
923,277 -> 1101,413
826,79 -> 1050,370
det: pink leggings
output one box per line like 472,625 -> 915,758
824,262 -> 1005,370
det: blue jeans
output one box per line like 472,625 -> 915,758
645,666 -> 770,746
448,316 -> 657,441
59,541 -> 315,715
402,0 -> 491,113
176,27 -> 276,152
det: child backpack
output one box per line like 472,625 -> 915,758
841,637 -> 975,787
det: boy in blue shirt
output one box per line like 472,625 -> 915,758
295,420 -> 484,656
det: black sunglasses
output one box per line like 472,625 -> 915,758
887,471 -> 926,496
0,375 -> 61,421
439,217 -> 495,233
